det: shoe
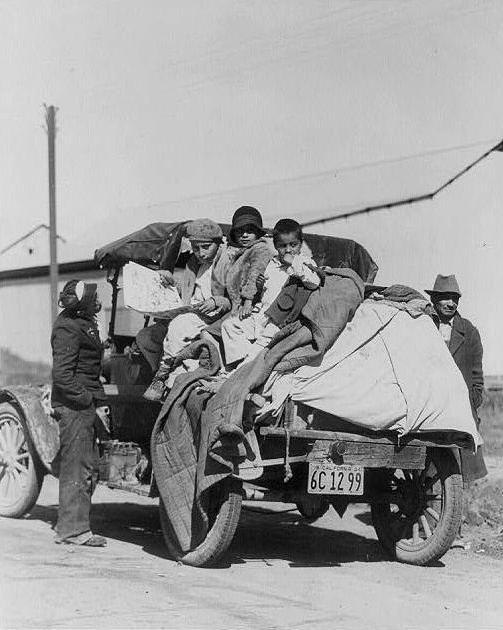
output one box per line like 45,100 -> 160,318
143,378 -> 166,402
82,535 -> 107,547
143,360 -> 173,401
55,533 -> 107,547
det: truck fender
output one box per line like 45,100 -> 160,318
0,385 -> 59,472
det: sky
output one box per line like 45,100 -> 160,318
1,0 -> 503,371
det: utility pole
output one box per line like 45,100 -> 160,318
44,105 -> 58,325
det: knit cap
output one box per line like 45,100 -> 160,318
185,219 -> 223,242
59,280 -> 98,312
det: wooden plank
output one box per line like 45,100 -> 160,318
260,426 -> 397,445
307,439 -> 426,469
259,426 -> 456,449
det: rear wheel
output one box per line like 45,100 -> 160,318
0,402 -> 44,518
371,448 -> 462,566
159,477 -> 242,567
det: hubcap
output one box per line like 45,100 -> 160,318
0,414 -> 32,508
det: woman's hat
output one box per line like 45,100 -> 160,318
59,280 -> 98,311
231,206 -> 265,234
425,274 -> 462,297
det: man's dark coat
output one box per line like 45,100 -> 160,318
448,312 -> 484,417
447,312 -> 486,481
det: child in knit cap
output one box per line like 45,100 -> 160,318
221,218 -> 320,366
143,218 -> 230,400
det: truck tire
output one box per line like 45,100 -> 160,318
159,477 -> 242,567
371,447 -> 462,566
0,402 -> 44,518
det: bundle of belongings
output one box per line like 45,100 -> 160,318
151,268 -> 482,553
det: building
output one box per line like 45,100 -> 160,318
0,224 -> 144,381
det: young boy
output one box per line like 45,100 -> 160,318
221,218 -> 320,365
143,218 -> 230,400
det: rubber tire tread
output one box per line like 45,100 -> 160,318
371,448 -> 463,566
0,402 -> 44,518
159,477 -> 242,567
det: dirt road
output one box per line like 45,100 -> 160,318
0,476 -> 502,630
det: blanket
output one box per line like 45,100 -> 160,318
151,268 -> 364,551
150,340 -> 246,552
261,299 -> 480,450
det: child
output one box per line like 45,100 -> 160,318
224,205 -> 275,318
221,218 -> 320,365
143,218 -> 230,400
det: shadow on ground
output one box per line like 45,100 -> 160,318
26,500 -> 387,568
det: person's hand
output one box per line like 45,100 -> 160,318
158,269 -> 175,287
238,299 -> 253,320
95,406 -> 111,434
256,273 -> 267,292
194,298 -> 217,316
282,253 -> 294,266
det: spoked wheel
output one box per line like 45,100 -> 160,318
159,477 -> 242,567
0,402 -> 44,518
371,448 -> 462,565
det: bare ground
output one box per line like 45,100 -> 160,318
461,456 -> 503,558
1,475 -> 503,630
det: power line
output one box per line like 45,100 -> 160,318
301,139 -> 503,228
115,136 -> 500,213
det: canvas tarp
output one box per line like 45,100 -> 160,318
261,300 -> 481,450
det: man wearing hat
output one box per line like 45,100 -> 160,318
428,275 -> 486,472
426,274 -> 486,547
142,218 -> 231,400
426,274 -> 484,422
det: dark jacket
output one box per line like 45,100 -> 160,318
440,312 -> 486,483
448,313 -> 484,417
51,310 -> 106,409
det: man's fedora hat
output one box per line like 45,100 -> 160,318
425,274 -> 462,297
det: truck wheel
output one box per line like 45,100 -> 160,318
159,477 -> 242,567
371,448 -> 462,566
0,402 -> 44,518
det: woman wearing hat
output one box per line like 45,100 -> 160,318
51,280 -> 108,546
201,206 -> 274,364
224,205 -> 274,319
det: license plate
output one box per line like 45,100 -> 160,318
308,462 -> 364,495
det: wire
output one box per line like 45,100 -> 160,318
300,139 -> 503,228
115,137 -> 501,214
173,2 -> 494,97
